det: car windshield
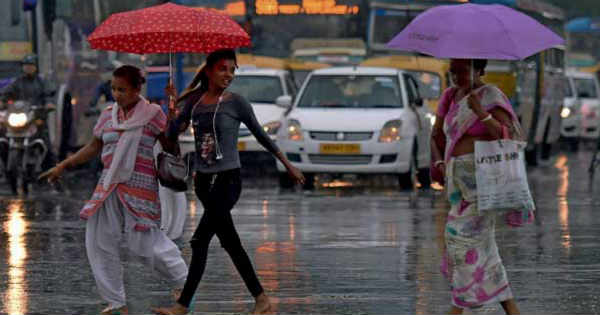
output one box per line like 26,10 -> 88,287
564,78 -> 573,97
227,75 -> 283,103
574,78 -> 598,98
406,71 -> 441,99
297,75 -> 403,108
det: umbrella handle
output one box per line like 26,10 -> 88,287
168,52 -> 175,114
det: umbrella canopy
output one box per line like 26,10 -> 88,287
386,3 -> 564,60
87,2 -> 250,54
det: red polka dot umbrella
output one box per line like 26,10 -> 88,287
87,2 -> 250,54
87,2 -> 250,108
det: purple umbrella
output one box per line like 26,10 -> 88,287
386,3 -> 564,60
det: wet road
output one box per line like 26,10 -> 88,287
1,151 -> 599,314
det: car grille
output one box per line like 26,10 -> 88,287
309,131 -> 373,141
308,154 -> 372,165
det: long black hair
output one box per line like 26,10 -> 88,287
177,49 -> 237,103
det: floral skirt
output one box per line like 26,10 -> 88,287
442,154 -> 514,309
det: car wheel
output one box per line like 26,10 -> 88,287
525,144 -> 539,166
278,172 -> 295,189
568,138 -> 579,152
302,173 -> 316,190
540,119 -> 552,161
417,167 -> 431,189
398,155 -> 414,191
398,172 -> 413,190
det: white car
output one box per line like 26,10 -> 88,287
275,67 -> 432,190
179,67 -> 297,163
564,69 -> 600,141
561,71 -> 581,142
227,67 -> 297,153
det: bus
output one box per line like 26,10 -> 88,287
366,0 -> 567,165
566,17 -> 600,66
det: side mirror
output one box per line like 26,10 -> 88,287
275,95 -> 292,108
414,98 -> 424,107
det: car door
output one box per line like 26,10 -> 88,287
403,73 -> 431,169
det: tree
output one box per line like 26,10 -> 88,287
545,0 -> 600,18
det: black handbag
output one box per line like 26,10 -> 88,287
156,152 -> 189,192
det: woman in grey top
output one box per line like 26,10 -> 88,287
153,49 -> 304,315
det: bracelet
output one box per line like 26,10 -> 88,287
480,114 -> 493,122
434,160 -> 445,167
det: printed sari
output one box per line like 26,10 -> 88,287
438,85 -> 534,308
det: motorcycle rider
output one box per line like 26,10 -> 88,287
87,64 -> 115,113
1,54 -> 56,194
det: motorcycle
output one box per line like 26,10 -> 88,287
0,106 -> 7,178
1,100 -> 52,194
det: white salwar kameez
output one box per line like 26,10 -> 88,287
158,185 -> 187,240
85,192 -> 188,309
153,143 -> 188,240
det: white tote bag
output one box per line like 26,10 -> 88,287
474,138 -> 535,213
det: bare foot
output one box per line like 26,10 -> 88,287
101,305 -> 128,315
251,293 -> 273,314
500,299 -> 520,315
151,303 -> 189,315
448,305 -> 463,314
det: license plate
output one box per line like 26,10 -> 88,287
319,143 -> 361,154
237,141 -> 246,151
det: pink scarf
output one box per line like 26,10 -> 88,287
442,85 -> 521,162
103,97 -> 161,190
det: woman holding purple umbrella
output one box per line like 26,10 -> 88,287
431,59 -> 533,314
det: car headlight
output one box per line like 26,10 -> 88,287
263,121 -> 281,135
8,113 -> 27,128
379,120 -> 402,143
561,107 -> 571,119
287,119 -> 303,141
425,113 -> 436,126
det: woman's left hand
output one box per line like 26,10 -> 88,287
287,165 -> 305,185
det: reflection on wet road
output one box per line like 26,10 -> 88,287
1,152 -> 600,314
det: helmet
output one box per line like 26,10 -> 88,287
21,54 -> 37,65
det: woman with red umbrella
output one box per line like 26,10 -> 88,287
152,49 -> 304,315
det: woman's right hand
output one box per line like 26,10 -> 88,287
38,164 -> 66,183
165,82 -> 178,99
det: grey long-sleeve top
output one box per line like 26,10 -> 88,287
167,90 -> 280,173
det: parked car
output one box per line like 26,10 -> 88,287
275,67 -> 432,190
228,67 -> 297,154
179,67 -> 298,168
565,69 -> 600,142
561,70 -> 583,149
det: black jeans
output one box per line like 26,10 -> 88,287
178,168 -> 264,307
